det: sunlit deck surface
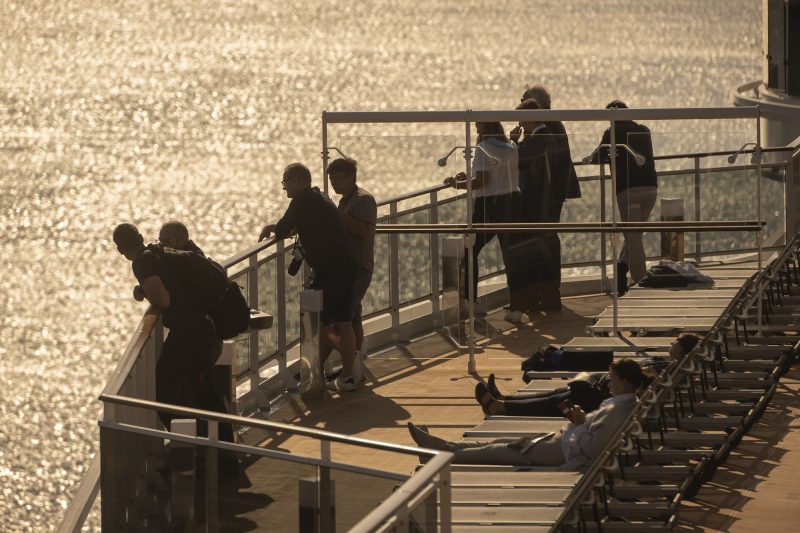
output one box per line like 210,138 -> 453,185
223,288 -> 800,531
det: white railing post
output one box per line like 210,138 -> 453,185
609,116 -> 620,335
694,157 -> 702,262
464,117 -> 476,375
756,112 -> 764,330
599,164 -> 609,292
276,240 -> 289,389
248,255 -> 268,411
429,190 -> 441,326
322,111 -> 330,195
389,202 -> 401,340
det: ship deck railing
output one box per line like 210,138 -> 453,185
58,107 -> 800,531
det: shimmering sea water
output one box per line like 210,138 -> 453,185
0,1 -> 760,530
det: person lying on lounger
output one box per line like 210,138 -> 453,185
475,333 -> 701,417
408,359 -> 649,468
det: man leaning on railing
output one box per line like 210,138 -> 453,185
259,162 -> 361,392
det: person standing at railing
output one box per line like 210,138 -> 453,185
259,163 -> 360,392
443,122 -> 520,319
584,100 -> 658,294
517,85 -> 582,310
506,98 -> 558,320
327,157 -> 377,384
112,223 -> 234,444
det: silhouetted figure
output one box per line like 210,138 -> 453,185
259,163 -> 359,392
327,157 -> 376,383
585,100 -> 658,292
507,99 -> 558,318
113,223 -> 233,443
443,122 -> 519,316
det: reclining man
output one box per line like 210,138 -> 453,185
259,163 -> 360,392
407,359 -> 645,469
475,333 -> 701,417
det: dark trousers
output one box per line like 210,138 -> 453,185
503,381 -> 606,417
156,316 -> 233,442
464,194 -> 515,302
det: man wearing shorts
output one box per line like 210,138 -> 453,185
329,157 -> 377,383
259,163 -> 359,391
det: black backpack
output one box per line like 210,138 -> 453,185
146,243 -> 228,312
208,282 -> 251,340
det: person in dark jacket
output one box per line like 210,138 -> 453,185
113,223 -> 234,444
585,100 -> 658,293
259,163 -> 360,392
517,85 -> 582,309
506,98 -> 558,318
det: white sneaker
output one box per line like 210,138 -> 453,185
326,375 -> 356,392
504,310 -> 528,323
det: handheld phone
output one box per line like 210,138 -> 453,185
558,399 -> 575,422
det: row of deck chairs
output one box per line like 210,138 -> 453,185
422,235 -> 800,532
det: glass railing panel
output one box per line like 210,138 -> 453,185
99,420 -> 443,533
328,466 -> 401,531
396,207 -> 432,304
332,133 -> 461,207
364,231 -> 391,316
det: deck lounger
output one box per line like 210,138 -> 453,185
562,337 -> 676,351
611,299 -> 731,308
622,288 -> 738,298
462,417 -> 567,439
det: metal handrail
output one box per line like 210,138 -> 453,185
374,221 -> 764,234
100,393 -> 438,457
323,107 -> 759,124
99,394 -> 455,533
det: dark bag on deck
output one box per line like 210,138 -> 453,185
521,346 -> 614,381
208,282 -> 251,339
146,243 -> 228,312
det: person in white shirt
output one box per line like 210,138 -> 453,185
443,121 -> 520,313
407,359 -> 645,470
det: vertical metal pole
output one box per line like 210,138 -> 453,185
205,421 -> 219,533
429,190 -> 441,325
276,241 -> 289,388
439,466 -> 452,533
599,164 -> 608,292
319,440 -> 333,533
321,111 -> 330,195
609,117 -> 620,336
389,201 -> 401,339
694,157 -> 702,262
756,111 -> 764,330
464,117 -> 476,375
248,256 -> 267,411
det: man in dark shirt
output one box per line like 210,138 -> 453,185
518,86 -> 582,310
507,98 -> 559,317
113,223 -> 233,442
259,163 -> 360,392
521,85 -> 582,216
585,100 -> 658,293
328,157 -> 376,384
